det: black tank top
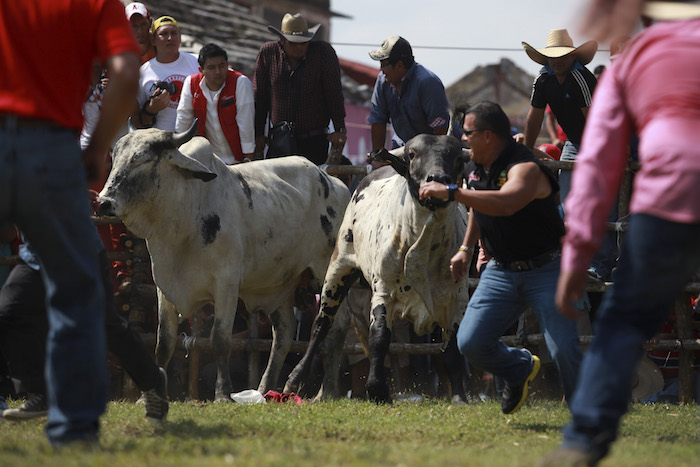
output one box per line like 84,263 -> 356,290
466,142 -> 565,263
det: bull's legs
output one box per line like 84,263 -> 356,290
443,324 -> 470,405
284,267 -> 360,394
315,299 -> 352,400
258,300 -> 296,394
211,293 -> 238,402
366,302 -> 392,404
155,289 -> 178,370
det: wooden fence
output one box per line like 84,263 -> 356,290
1,159 -> 698,403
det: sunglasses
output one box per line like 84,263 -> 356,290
462,128 -> 490,137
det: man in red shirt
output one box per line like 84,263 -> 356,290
0,0 -> 140,448
125,2 -> 155,64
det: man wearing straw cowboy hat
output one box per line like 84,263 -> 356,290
542,1 -> 700,465
522,29 -> 618,286
254,13 -> 347,164
522,29 -> 597,206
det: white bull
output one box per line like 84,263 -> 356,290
98,123 -> 350,400
285,134 -> 471,403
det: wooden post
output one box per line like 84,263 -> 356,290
247,311 -> 260,389
188,309 -> 207,400
674,295 -> 695,403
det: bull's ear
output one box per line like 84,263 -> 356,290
172,119 -> 199,148
368,147 -> 408,177
169,151 -> 217,182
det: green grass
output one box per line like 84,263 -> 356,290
1,398 -> 698,466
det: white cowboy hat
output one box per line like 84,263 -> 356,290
522,29 -> 598,66
644,1 -> 700,20
268,13 -> 321,43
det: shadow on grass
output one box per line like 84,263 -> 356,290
511,421 -> 566,433
158,419 -> 241,440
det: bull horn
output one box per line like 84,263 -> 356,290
127,117 -> 138,133
460,148 -> 471,162
171,119 -> 199,147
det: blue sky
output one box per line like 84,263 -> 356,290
330,0 -> 615,86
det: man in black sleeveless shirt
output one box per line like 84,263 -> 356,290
419,101 -> 582,414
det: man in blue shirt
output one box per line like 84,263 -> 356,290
368,36 -> 450,151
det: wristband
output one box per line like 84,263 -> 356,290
446,184 -> 458,201
141,102 -> 157,117
459,245 -> 474,254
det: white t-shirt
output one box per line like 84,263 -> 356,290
176,73 -> 255,164
138,52 -> 200,131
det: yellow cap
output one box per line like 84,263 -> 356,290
152,16 -> 179,34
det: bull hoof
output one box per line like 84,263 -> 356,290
366,380 -> 392,404
215,393 -> 234,403
451,394 -> 468,406
284,366 -> 304,394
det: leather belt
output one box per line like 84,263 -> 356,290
0,114 -> 63,129
295,128 -> 328,139
494,249 -> 561,272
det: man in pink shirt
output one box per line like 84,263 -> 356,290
546,1 -> 700,464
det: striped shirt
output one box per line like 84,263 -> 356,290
530,62 -> 596,145
253,40 -> 346,136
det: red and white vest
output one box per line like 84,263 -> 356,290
190,69 -> 244,161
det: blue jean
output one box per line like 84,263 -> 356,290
457,257 -> 582,401
558,140 -> 579,207
0,117 -> 108,444
562,213 -> 700,458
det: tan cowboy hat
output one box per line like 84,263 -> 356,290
631,356 -> 664,402
268,13 -> 321,43
644,1 -> 700,20
522,29 -> 598,66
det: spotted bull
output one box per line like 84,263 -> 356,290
98,123 -> 350,400
284,134 -> 471,403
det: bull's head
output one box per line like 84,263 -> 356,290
97,120 -> 216,219
370,134 -> 470,210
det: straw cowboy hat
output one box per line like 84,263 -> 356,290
644,0 -> 700,20
631,356 -> 664,402
522,29 -> 597,66
268,13 -> 320,43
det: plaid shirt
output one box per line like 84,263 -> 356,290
254,40 -> 346,136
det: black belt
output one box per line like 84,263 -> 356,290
494,249 -> 561,272
1,114 -> 63,129
295,128 -> 328,139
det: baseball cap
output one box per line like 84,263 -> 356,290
538,143 -> 562,161
369,36 -> 413,62
125,2 -> 150,21
152,16 -> 179,33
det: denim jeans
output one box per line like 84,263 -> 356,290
457,257 -> 582,400
558,140 -> 579,206
562,213 -> 700,458
589,200 -> 620,281
0,117 -> 108,444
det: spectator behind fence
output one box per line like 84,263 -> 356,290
522,28 -> 597,204
419,101 -> 582,414
176,43 -> 255,164
367,36 -> 450,154
544,2 -> 700,465
126,2 -> 155,63
0,238 -> 168,424
254,13 -> 347,164
0,0 -> 140,447
134,15 -> 199,130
